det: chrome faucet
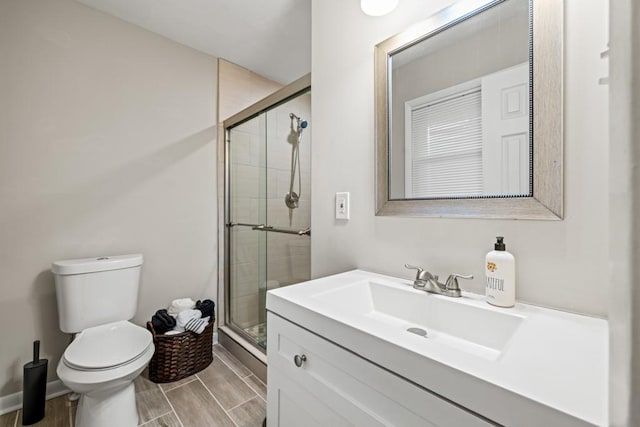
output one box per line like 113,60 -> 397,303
404,264 -> 473,298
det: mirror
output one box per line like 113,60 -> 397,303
390,0 -> 530,199
375,0 -> 563,219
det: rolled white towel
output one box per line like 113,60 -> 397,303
167,298 -> 196,316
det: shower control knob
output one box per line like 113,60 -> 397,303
293,354 -> 307,367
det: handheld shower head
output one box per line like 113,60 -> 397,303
289,113 -> 308,132
286,112 -> 307,210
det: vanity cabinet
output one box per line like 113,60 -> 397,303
266,313 -> 493,427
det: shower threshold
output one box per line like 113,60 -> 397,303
218,326 -> 267,382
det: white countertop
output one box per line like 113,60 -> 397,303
266,269 -> 608,427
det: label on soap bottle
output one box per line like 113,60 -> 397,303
486,275 -> 504,292
485,252 -> 515,307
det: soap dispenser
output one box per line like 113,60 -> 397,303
485,236 -> 515,307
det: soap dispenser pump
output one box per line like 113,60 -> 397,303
485,236 -> 516,307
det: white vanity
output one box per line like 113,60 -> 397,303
266,270 -> 607,427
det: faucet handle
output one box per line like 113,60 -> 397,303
404,264 -> 425,285
405,264 -> 437,284
445,274 -> 473,291
404,264 -> 424,276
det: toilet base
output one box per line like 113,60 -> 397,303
75,381 -> 138,427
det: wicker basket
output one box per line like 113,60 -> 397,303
146,321 -> 214,383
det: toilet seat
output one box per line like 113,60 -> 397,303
57,343 -> 154,395
64,321 -> 152,371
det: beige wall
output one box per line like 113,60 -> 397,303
311,0 -> 609,316
217,60 -> 283,123
0,0 -> 217,396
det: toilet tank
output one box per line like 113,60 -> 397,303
52,254 -> 143,333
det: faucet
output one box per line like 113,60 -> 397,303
404,264 -> 473,298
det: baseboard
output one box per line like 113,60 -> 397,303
0,380 -> 70,416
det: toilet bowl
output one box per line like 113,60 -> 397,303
57,321 -> 154,427
52,254 -> 150,427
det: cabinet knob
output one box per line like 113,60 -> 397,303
293,354 -> 307,367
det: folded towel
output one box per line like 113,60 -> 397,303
195,299 -> 215,320
167,298 -> 196,316
172,309 -> 209,334
151,309 -> 176,334
174,309 -> 201,331
185,316 -> 210,334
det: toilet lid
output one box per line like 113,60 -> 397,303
64,321 -> 152,370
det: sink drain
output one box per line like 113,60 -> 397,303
407,327 -> 428,337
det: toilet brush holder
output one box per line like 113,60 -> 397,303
22,340 -> 47,425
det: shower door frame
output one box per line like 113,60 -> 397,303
219,74 -> 311,363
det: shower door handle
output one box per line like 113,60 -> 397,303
252,224 -> 273,231
293,354 -> 307,367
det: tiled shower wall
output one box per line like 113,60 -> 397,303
229,91 -> 311,329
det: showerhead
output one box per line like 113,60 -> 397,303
290,113 -> 307,127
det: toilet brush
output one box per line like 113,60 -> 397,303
22,340 -> 47,425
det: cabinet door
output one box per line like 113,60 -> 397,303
269,365 -> 354,427
267,313 -> 494,427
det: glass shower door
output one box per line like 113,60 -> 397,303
264,93 -> 312,288
228,112 -> 269,348
226,89 -> 311,352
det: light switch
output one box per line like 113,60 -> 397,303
335,192 -> 350,220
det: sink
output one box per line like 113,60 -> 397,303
312,279 -> 524,360
266,269 -> 608,427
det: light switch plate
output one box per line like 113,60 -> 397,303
336,192 -> 350,220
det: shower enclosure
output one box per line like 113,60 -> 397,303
221,75 -> 311,358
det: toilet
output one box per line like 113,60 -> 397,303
51,254 -> 153,427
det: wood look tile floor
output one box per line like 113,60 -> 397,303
1,344 -> 266,427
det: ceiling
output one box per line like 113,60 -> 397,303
76,0 -> 312,84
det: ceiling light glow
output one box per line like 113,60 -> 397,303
361,0 -> 399,16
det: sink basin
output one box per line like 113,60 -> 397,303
312,279 -> 524,360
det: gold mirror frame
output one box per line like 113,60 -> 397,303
375,0 -> 563,220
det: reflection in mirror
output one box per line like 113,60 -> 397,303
388,0 -> 530,200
